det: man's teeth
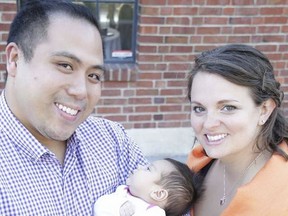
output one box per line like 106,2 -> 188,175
206,134 -> 227,141
56,103 -> 78,116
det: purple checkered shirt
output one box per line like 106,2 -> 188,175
0,91 -> 147,215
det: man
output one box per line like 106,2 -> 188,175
1,1 -> 147,215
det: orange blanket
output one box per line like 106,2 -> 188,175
187,141 -> 288,216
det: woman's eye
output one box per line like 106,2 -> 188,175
192,106 -> 205,113
222,105 -> 236,111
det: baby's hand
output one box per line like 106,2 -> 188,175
119,201 -> 135,216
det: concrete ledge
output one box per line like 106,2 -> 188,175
126,127 -> 195,162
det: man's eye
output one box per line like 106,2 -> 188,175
222,105 -> 236,111
88,73 -> 102,83
59,63 -> 73,70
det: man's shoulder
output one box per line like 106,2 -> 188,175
82,116 -> 123,129
77,116 -> 126,138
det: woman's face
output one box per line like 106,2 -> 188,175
190,72 -> 264,159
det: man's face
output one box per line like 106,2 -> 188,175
5,14 -> 104,145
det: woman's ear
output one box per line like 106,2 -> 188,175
150,188 -> 168,202
258,98 -> 276,125
5,42 -> 20,77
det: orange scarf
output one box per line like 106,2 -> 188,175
187,141 -> 288,216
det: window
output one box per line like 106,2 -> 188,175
18,0 -> 138,64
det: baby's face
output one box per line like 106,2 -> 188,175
126,160 -> 175,201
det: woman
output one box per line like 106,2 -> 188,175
186,44 -> 288,216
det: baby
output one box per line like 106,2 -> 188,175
94,158 -> 203,216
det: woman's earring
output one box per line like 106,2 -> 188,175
261,119 -> 265,125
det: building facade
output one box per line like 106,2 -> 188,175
0,0 -> 287,131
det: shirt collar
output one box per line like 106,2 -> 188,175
0,91 -> 51,162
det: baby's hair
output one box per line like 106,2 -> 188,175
157,158 -> 203,216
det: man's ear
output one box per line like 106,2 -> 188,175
5,42 -> 20,77
150,188 -> 168,202
258,98 -> 276,125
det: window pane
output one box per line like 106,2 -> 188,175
100,3 -> 134,61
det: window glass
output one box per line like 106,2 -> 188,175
18,0 -> 137,63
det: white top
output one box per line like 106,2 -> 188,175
93,185 -> 166,216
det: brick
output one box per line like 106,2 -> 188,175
138,35 -> 164,43
101,89 -> 121,97
167,97 -> 187,104
1,12 -> 16,22
172,27 -> 195,34
160,89 -> 183,95
235,7 -> 259,15
128,98 -> 152,104
258,26 -> 280,34
206,0 -> 230,4
199,7 -> 222,15
129,115 -> 152,121
165,36 -> 188,44
136,89 -> 159,96
160,7 -> 173,15
228,36 -> 250,43
0,3 -> 17,11
138,54 -> 162,62
140,7 -> 160,16
139,72 -> 162,80
167,0 -> 193,5
139,26 -> 158,34
170,46 -> 192,53
205,17 -> 228,25
136,81 -> 154,88
163,72 -> 186,79
140,0 -> 166,5
97,107 -> 121,114
164,55 -> 189,62
265,17 -> 287,24
233,26 -> 256,34
160,105 -> 182,112
153,114 -> 163,121
232,0 -> 255,5
140,17 -> 165,25
203,36 -> 227,43
135,106 -> 158,112
260,7 -> 284,15
173,7 -> 198,16
104,115 -> 127,122
155,81 -> 166,88
166,17 -> 190,25
154,97 -> 165,104
197,27 -> 221,35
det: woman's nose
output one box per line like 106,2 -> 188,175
203,113 -> 221,129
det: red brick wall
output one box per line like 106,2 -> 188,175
1,1 -> 287,129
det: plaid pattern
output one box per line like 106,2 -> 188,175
0,91 -> 147,215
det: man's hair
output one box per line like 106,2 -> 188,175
7,0 -> 100,62
157,158 -> 203,216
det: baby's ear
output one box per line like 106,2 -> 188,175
150,188 -> 168,202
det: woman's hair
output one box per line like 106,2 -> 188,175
187,44 -> 288,159
157,158 -> 203,216
7,0 -> 100,62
